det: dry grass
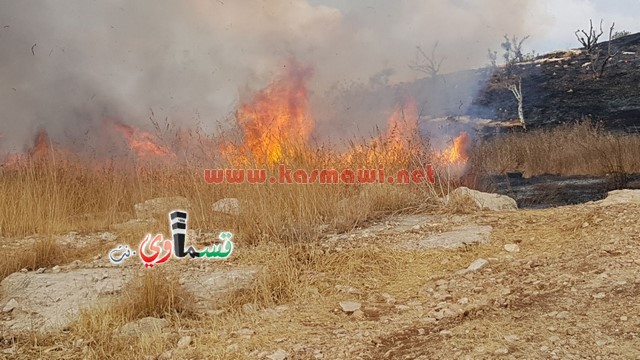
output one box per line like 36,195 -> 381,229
471,120 -> 640,179
0,237 -> 66,281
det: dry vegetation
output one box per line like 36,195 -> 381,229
1,121 -> 639,359
470,120 -> 640,179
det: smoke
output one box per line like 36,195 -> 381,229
0,0 -> 547,152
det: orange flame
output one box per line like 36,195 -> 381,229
385,98 -> 419,153
110,120 -> 176,159
439,132 -> 469,164
226,60 -> 314,166
344,98 -> 422,166
2,129 -> 74,167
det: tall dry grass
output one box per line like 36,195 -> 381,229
0,132 -> 444,242
471,120 -> 640,180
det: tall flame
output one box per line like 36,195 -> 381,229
439,132 -> 469,164
110,120 -> 176,159
228,60 -> 314,166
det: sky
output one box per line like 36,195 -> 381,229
0,0 -> 639,151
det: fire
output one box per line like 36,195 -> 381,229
2,129 -> 72,167
385,98 -> 420,153
345,98 -> 422,166
226,60 -> 314,166
439,132 -> 469,164
110,120 -> 176,159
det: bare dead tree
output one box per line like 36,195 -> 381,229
487,49 -> 498,68
409,41 -> 446,78
500,34 -> 530,77
506,77 -> 525,130
575,19 -> 604,54
589,22 -> 619,78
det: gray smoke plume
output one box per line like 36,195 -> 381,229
0,0 -> 547,153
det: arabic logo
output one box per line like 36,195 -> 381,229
109,245 -> 135,264
107,209 -> 234,267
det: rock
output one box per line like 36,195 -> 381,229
406,225 -> 493,250
0,269 -> 130,332
226,343 -> 239,352
593,189 -> 640,206
212,198 -> 241,216
504,244 -> 520,253
448,187 -> 517,211
556,311 -> 570,319
99,232 -> 118,242
494,348 -> 509,355
233,328 -> 255,338
266,349 -> 289,360
2,299 -> 18,313
439,330 -> 452,337
134,196 -> 190,220
339,301 -> 361,313
381,293 -> 396,304
35,267 -> 45,274
177,335 -> 192,348
335,285 -> 360,294
504,335 -> 520,342
119,317 -> 168,336
466,259 -> 489,273
592,292 -> 606,299
182,268 -> 258,310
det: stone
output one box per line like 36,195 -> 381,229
407,225 -> 493,250
381,293 -> 396,304
592,292 -> 606,299
266,349 -> 289,360
494,348 -> 509,355
134,196 -> 191,220
212,198 -> 241,216
0,269 -> 131,332
177,335 -> 192,348
339,301 -> 361,313
556,311 -> 570,319
466,259 -> 489,273
2,299 -> 18,313
119,317 -> 168,336
593,189 -> 640,206
447,187 -> 518,211
504,244 -> 520,253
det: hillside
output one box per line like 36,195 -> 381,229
473,33 -> 640,131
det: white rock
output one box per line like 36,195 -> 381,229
212,198 -> 241,216
494,348 -> 509,355
339,301 -> 361,313
266,349 -> 289,360
448,187 -> 518,211
177,335 -> 192,348
503,244 -> 520,253
593,189 -> 640,206
2,299 -> 18,313
119,317 -> 168,336
556,311 -> 570,319
466,259 -> 489,273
